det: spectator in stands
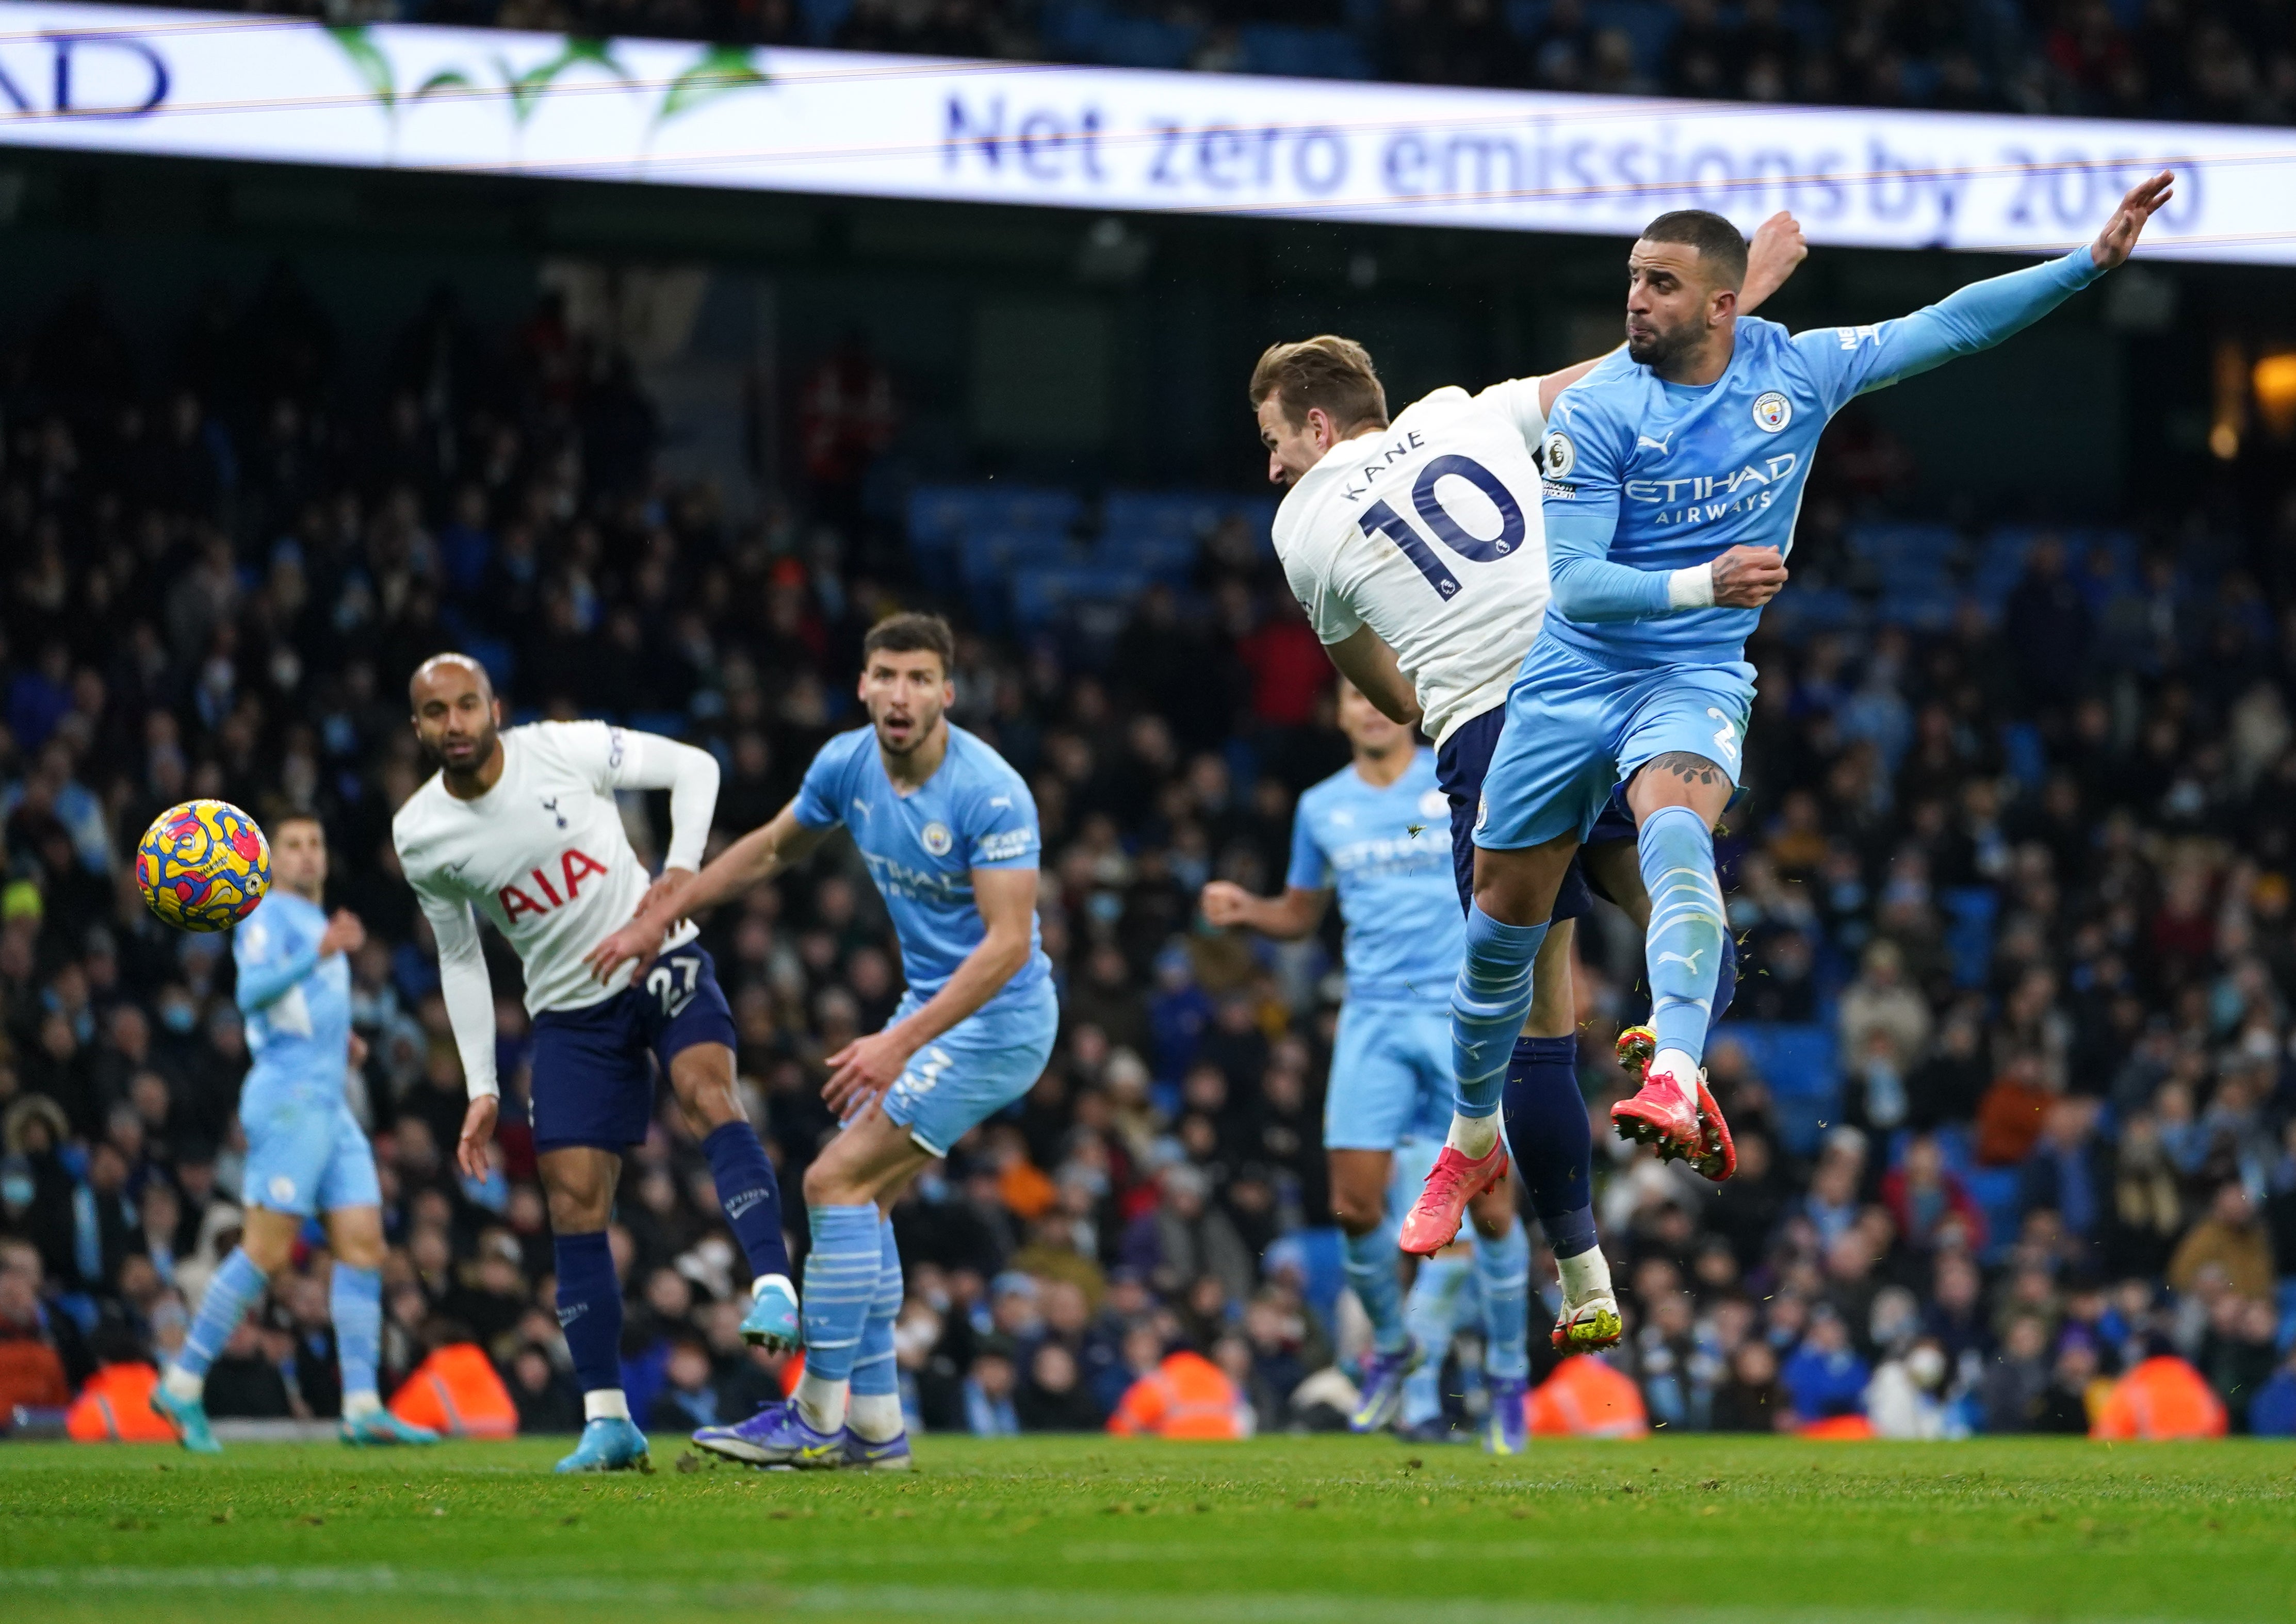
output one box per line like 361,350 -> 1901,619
2168,1184 -> 2275,1301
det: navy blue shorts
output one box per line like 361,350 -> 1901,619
528,943 -> 739,1152
1436,706 -> 1639,920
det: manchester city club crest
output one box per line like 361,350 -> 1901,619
1419,788 -> 1448,820
921,821 -> 953,856
1752,391 -> 1793,432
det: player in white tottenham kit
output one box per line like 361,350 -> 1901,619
1246,212 -> 1804,1352
391,654 -> 796,1473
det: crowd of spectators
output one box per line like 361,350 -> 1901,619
121,0 -> 2296,126
3,256 -> 2296,1448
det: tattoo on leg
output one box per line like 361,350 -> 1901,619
1644,752 -> 1724,787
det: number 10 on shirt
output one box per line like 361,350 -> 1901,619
1356,452 -> 1528,600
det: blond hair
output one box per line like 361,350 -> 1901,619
1249,335 -> 1389,434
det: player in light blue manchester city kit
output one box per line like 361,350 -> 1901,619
1201,680 -> 1533,1453
1430,172 -> 2176,1196
152,815 -> 437,1453
591,612 -> 1057,1470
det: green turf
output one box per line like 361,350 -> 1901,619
3,1435 -> 2292,1622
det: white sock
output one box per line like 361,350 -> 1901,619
583,1388 -> 632,1422
848,1392 -> 903,1442
1445,1112 -> 1501,1159
753,1272 -> 794,1302
1652,1048 -> 1702,1110
1557,1246 -> 1613,1306
341,1389 -> 382,1419
161,1365 -> 204,1403
795,1371 -> 849,1434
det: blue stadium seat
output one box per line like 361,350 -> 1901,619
1963,1166 -> 2025,1264
1714,1020 -> 1838,1158
1097,14 -> 1204,68
1098,534 -> 1199,582
907,485 -> 1082,552
1940,885 -> 1998,989
1009,565 -> 1149,631
1236,24 -> 1371,80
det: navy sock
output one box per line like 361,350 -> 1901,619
552,1231 -> 625,1396
702,1120 -> 791,1281
1709,927 -> 1739,1035
1503,1035 -> 1598,1259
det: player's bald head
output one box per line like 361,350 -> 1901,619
1636,210 -> 1748,292
409,652 -> 494,708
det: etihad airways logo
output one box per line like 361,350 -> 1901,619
1626,452 -> 1799,527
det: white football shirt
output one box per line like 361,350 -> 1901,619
392,721 -> 719,1096
1271,378 -> 1553,746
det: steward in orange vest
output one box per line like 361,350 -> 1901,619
1107,1350 -> 1248,1439
2091,1355 -> 2227,1440
66,1362 -> 175,1442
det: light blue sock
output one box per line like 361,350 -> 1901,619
850,1217 -> 903,1400
177,1247 -> 267,1382
800,1205 -> 884,1384
1343,1217 -> 1409,1356
1472,1217 -> 1533,1382
1400,1253 -> 1477,1426
1451,904 -> 1550,1119
1638,805 -> 1727,1063
330,1262 -> 383,1404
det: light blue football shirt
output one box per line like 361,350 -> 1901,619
794,723 -> 1052,1015
1285,748 -> 1462,1006
1539,247 -> 2105,669
234,890 -> 352,1092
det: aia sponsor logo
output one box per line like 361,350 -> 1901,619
499,849 -> 610,921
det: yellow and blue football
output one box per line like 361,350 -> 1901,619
135,799 -> 271,933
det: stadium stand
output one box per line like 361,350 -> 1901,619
101,0 -> 2296,124
2,253 -> 2294,1450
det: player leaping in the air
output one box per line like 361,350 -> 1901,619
588,613 -> 1059,1471
392,655 -> 796,1474
1246,211 -> 1803,1355
154,815 -> 437,1453
1425,174 -> 2174,1235
1202,679 -> 1537,1451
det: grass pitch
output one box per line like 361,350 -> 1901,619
3,1435 -> 2292,1623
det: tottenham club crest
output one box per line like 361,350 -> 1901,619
921,821 -> 953,857
1752,391 -> 1792,433
1540,430 -> 1576,480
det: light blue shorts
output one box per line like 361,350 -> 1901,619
1325,1000 -> 1454,1153
882,978 -> 1061,1157
239,1081 -> 381,1218
1476,636 -> 1756,852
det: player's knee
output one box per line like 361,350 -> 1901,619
1330,1187 -> 1382,1235
802,1156 -> 852,1207
1467,1180 -> 1515,1237
241,1230 -> 294,1274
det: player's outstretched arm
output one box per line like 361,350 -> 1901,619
822,865 -> 1038,1116
1741,210 -> 1807,317
1322,626 -> 1421,728
1806,171 -> 2172,398
1200,881 -> 1330,940
584,799 -> 829,983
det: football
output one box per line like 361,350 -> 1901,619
135,798 -> 272,933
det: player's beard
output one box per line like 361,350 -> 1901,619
873,703 -> 939,758
428,716 -> 499,775
1625,317 -> 1696,370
